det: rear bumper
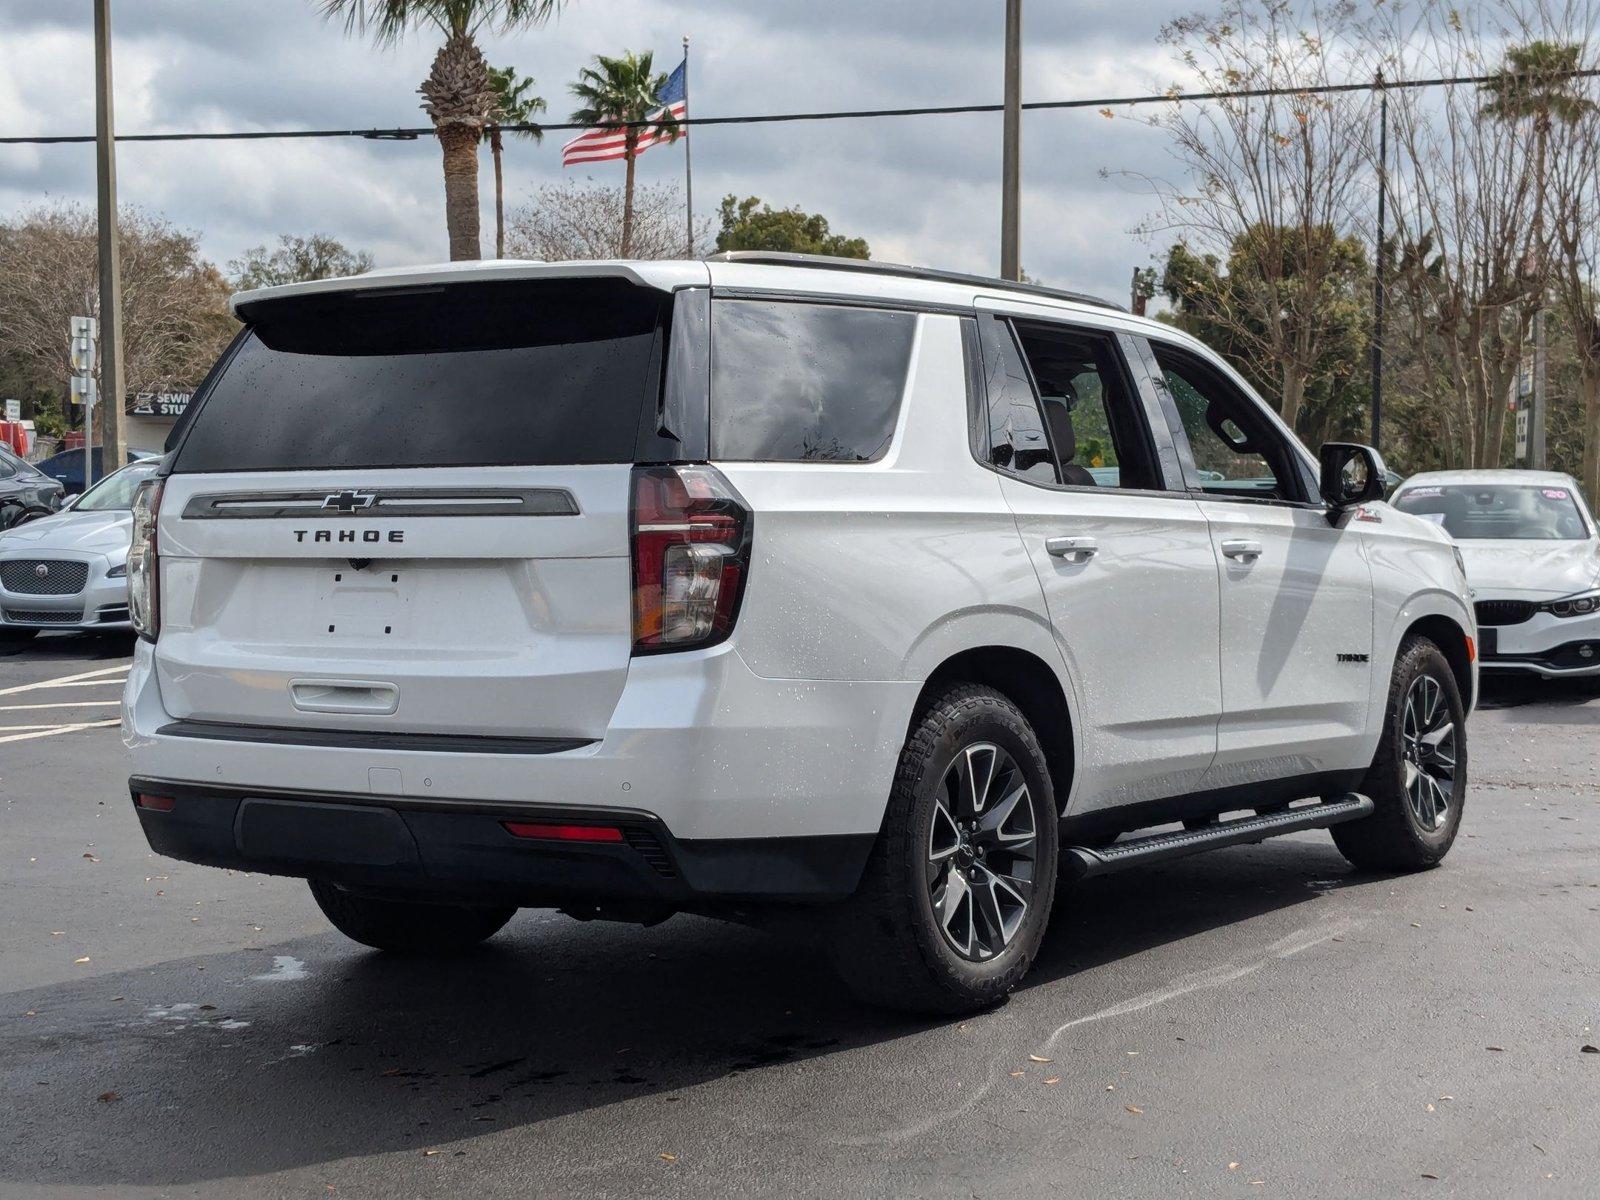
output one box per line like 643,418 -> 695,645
128,778 -> 874,905
123,637 -> 919,844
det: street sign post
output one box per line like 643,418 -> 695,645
2,399 -> 19,423
70,315 -> 99,488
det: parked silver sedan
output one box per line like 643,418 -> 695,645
0,459 -> 161,639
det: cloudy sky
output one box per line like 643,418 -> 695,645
0,0 -> 1207,302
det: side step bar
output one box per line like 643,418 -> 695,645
1063,793 -> 1374,881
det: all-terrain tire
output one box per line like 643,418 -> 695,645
309,880 -> 516,954
828,684 -> 1059,1015
1332,636 -> 1467,871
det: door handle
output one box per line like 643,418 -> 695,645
1220,538 -> 1264,562
1045,536 -> 1098,563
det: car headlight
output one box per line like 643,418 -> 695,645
107,562 -> 127,579
1541,590 -> 1600,618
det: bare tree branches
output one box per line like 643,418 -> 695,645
505,180 -> 710,261
1137,0 -> 1375,432
0,204 -> 235,409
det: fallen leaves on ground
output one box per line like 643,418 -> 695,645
97,1092 -> 120,1103
1125,1105 -> 1144,1115
659,1153 -> 678,1163
1028,1055 -> 1052,1063
1581,1045 -> 1598,1054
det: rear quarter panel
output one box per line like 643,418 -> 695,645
718,312 -> 1066,692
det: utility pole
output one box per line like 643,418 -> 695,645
1000,0 -> 1022,281
93,0 -> 127,484
1532,308 -> 1548,470
1368,73 -> 1388,452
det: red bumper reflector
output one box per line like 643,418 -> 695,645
502,821 -> 625,843
136,793 -> 176,812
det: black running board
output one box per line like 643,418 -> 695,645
1064,793 -> 1374,880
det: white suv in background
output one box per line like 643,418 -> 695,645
123,254 -> 1476,1013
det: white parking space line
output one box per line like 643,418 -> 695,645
0,718 -> 121,744
0,664 -> 131,697
0,701 -> 123,711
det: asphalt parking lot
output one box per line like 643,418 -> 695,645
1,633 -> 1597,1199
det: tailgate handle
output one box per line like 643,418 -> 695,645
289,679 -> 399,716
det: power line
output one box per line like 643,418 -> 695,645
4,68 -> 1599,146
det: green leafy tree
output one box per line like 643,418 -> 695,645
570,51 -> 676,257
485,66 -> 545,259
229,234 -> 375,290
715,196 -> 869,259
317,1 -> 566,261
1160,224 -> 1370,440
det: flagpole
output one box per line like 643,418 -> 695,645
682,35 -> 694,258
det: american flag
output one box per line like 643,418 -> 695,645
562,59 -> 688,167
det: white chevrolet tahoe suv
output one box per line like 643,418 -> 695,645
123,253 -> 1476,1014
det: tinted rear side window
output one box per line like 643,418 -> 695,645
710,300 -> 915,462
173,278 -> 665,472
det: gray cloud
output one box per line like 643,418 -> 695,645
0,0 -> 1199,298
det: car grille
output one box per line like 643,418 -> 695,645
1,559 -> 89,596
3,608 -> 82,625
1475,599 -> 1536,627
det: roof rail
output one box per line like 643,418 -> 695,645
705,251 -> 1125,312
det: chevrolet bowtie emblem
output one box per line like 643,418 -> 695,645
321,490 -> 377,513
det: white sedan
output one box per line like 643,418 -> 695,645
0,459 -> 161,639
1392,469 -> 1600,677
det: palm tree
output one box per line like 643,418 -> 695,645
570,51 -> 676,257
1480,41 -> 1594,275
319,1 -> 565,261
485,66 -> 546,258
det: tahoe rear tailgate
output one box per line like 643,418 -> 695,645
151,274 -> 686,743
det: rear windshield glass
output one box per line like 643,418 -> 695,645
1393,483 -> 1590,540
173,278 -> 665,472
710,299 -> 915,462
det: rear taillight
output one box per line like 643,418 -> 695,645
630,465 -> 751,654
128,478 -> 163,642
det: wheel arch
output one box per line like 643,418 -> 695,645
912,645 -> 1076,816
1398,611 -> 1476,712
